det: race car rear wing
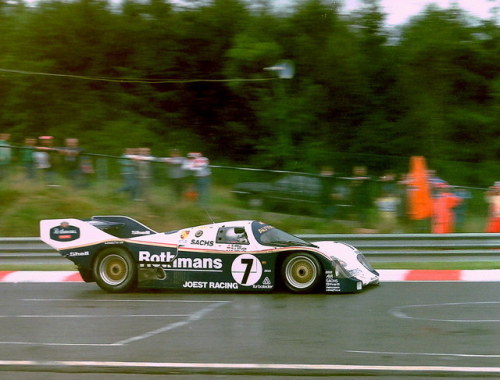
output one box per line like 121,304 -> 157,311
40,216 -> 157,251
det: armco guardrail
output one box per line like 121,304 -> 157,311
0,234 -> 499,264
0,237 -> 68,265
299,233 -> 500,262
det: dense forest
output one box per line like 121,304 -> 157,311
0,0 -> 498,185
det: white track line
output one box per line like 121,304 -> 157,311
113,302 -> 226,345
0,314 -> 190,318
0,360 -> 498,374
0,342 -> 119,347
0,298 -> 230,347
348,350 -> 500,358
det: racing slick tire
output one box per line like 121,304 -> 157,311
281,253 -> 322,293
93,247 -> 137,293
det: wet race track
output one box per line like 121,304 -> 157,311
0,282 -> 498,379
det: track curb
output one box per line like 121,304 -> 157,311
0,270 -> 499,283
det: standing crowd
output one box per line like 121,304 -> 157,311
319,164 -> 499,234
0,133 -> 93,187
0,133 -> 212,207
0,133 -> 498,232
117,148 -> 211,207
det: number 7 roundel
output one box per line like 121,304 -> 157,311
231,254 -> 263,286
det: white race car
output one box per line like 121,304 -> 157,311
40,216 -> 379,293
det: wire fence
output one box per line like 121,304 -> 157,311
0,144 -> 497,234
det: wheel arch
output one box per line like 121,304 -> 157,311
90,242 -> 135,268
275,249 -> 328,268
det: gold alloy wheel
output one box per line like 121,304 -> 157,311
99,253 -> 129,286
283,254 -> 321,292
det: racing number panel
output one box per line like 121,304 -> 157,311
138,247 -> 277,292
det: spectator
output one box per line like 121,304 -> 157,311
60,138 -> 82,185
117,148 -> 138,200
80,155 -> 94,187
379,172 -> 397,195
396,174 -> 410,226
163,149 -> 187,201
375,191 -> 400,233
485,182 -> 500,233
453,186 -> 472,232
0,133 -> 12,181
182,154 -> 198,201
35,136 -> 57,185
319,166 -> 337,220
405,158 -> 433,232
185,152 -> 211,207
432,183 -> 462,233
350,166 -> 372,225
136,147 -> 153,201
20,137 -> 37,180
427,169 -> 445,197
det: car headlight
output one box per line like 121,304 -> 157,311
357,253 -> 375,271
334,261 -> 350,278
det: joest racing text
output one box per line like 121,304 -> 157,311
182,281 -> 238,289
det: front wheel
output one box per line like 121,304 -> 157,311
93,248 -> 137,293
281,253 -> 322,293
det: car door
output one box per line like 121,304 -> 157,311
212,225 -> 276,290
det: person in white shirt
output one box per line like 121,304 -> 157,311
184,152 -> 211,207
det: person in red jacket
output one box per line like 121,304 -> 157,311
432,183 -> 462,234
485,182 -> 500,233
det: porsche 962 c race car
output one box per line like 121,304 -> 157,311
40,216 -> 379,293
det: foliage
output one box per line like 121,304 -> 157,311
0,0 -> 498,185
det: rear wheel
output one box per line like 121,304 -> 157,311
281,253 -> 322,293
93,247 -> 137,293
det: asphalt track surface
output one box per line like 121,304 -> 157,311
0,282 -> 498,379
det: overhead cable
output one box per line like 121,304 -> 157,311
0,67 -> 277,84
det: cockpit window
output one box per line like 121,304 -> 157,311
216,227 -> 249,245
251,221 -> 314,247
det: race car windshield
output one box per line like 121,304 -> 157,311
251,221 -> 315,247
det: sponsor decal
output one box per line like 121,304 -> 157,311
195,230 -> 203,237
131,230 -> 151,235
182,281 -> 239,290
226,245 -> 247,252
252,276 -> 273,289
68,251 -> 89,257
231,254 -> 262,286
50,222 -> 80,242
180,230 -> 190,240
190,239 -> 214,247
257,225 -> 274,234
138,251 -> 222,270
325,271 -> 341,292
